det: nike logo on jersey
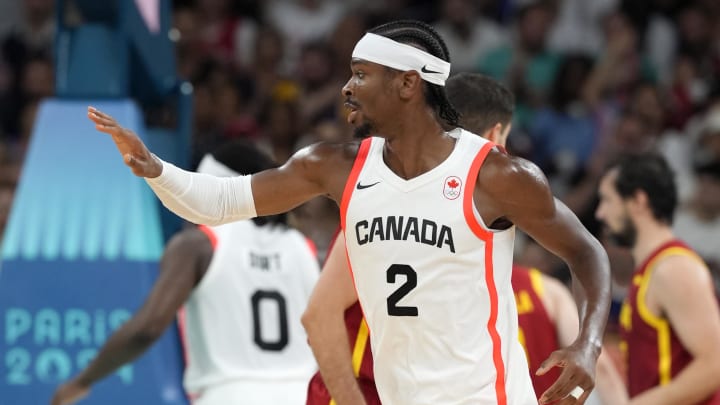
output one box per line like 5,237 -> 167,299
420,65 -> 441,74
355,215 -> 455,253
356,181 -> 380,190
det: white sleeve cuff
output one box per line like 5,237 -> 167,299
145,158 -> 257,225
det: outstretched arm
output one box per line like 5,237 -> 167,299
302,232 -> 367,405
478,152 -> 611,404
51,228 -> 212,405
88,107 -> 352,225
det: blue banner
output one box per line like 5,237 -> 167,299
0,99 -> 188,404
0,260 -> 187,404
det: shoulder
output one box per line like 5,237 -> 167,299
285,141 -> 361,173
652,252 -> 711,292
290,140 -> 361,163
477,151 -> 553,206
164,227 -> 214,260
480,150 -> 549,186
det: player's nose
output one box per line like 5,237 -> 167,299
594,204 -> 604,221
341,78 -> 354,98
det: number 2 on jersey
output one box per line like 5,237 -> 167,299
386,264 -> 419,316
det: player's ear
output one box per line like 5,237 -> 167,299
399,71 -> 422,100
485,123 -> 503,144
629,189 -> 650,215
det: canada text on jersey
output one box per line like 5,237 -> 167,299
354,215 -> 455,253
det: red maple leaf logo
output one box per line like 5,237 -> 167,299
447,179 -> 459,188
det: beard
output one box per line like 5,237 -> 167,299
353,122 -> 374,139
607,216 -> 637,248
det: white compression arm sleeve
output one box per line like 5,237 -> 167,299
144,158 -> 257,226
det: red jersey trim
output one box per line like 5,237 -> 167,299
340,139 -> 372,231
462,141 -> 495,240
338,139 -> 374,353
305,237 -> 318,259
197,225 -> 218,249
462,141 -> 507,405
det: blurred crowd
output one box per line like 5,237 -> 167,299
1,0 -> 720,300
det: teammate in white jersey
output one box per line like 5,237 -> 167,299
87,20 -> 611,405
52,142 -> 319,405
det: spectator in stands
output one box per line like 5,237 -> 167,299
478,1 -> 561,127
195,0 -> 258,71
296,41 -> 343,125
256,91 -> 302,164
266,0 -> 346,70
527,54 -> 597,196
433,0 -> 508,73
674,133 -> 720,294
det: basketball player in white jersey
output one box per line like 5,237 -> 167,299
87,20 -> 611,405
302,73 -> 610,405
51,141 -> 319,405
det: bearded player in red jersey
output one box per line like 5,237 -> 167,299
303,73 -> 597,404
594,154 -> 720,405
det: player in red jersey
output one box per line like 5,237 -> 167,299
595,154 -> 720,404
304,232 -> 380,405
303,73 -> 595,404
512,265 -> 580,397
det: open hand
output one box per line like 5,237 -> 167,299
87,106 -> 163,178
537,343 -> 598,404
51,380 -> 90,405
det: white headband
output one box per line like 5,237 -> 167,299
197,154 -> 240,177
351,33 -> 451,86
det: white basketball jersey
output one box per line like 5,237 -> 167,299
341,129 -> 536,405
181,220 -> 319,402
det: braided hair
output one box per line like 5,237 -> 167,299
368,20 -> 460,127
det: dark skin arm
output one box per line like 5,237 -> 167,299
86,106 -> 356,213
51,228 -> 213,405
477,151 -> 611,405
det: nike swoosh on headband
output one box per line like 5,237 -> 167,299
421,65 -> 441,74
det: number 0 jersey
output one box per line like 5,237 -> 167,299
180,220 -> 319,399
340,129 -> 536,405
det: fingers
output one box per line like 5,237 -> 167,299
538,347 -> 598,404
575,389 -> 591,405
87,106 -> 114,122
88,111 -> 115,127
87,107 -> 120,133
537,351 -> 564,375
539,367 -> 582,404
551,386 -> 592,405
540,367 -> 595,404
